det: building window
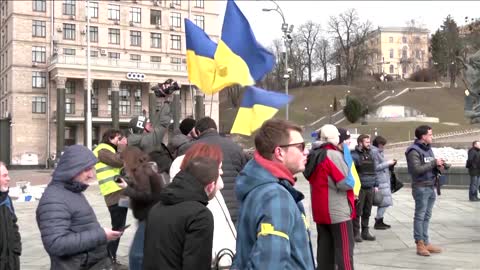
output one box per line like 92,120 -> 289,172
171,57 -> 181,71
130,7 -> 141,23
414,36 -> 420,43
65,98 -> 75,114
170,12 -> 181,28
402,65 -> 407,74
92,82 -> 99,116
151,33 -> 161,48
65,80 -> 75,94
33,0 -> 46,12
130,31 -> 142,46
194,15 -> 204,30
63,0 -> 76,16
90,50 -> 99,57
63,23 -> 76,40
133,88 -> 142,115
32,20 -> 46,37
32,71 -> 46,88
109,52 -> 120,59
415,50 -> 420,59
88,2 -> 98,18
108,4 -> 120,21
151,56 -> 161,68
389,36 -> 393,43
389,65 -> 394,74
402,46 -> 408,59
195,0 -> 204,8
389,49 -> 394,58
120,88 -> 131,116
109,28 -> 120,44
32,97 -> 46,114
32,46 -> 46,63
150,10 -> 161,25
402,36 -> 407,43
170,35 -> 181,50
173,0 -> 181,6
63,48 -> 75,55
130,54 -> 141,61
89,26 -> 98,42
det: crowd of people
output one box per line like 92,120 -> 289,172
0,85 -> 464,270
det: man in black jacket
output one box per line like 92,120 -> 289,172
467,140 -> 480,201
183,117 -> 248,224
0,161 -> 21,270
143,156 -> 221,270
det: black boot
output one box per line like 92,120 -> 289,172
354,232 -> 363,242
361,228 -> 376,241
381,218 -> 391,229
353,216 -> 362,242
374,218 -> 390,230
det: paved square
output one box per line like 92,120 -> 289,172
12,174 -> 480,269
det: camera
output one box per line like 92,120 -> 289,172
151,79 -> 181,97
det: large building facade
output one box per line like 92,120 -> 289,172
0,0 -> 220,166
365,27 -> 430,79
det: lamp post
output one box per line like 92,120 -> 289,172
262,1 -> 293,120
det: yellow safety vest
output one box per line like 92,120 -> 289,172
93,143 -> 122,196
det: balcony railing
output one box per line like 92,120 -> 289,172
54,109 -> 144,120
50,55 -> 187,72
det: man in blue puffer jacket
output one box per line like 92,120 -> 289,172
232,119 -> 315,270
36,145 -> 122,270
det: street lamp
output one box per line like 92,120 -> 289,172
329,104 -> 333,124
262,1 -> 293,120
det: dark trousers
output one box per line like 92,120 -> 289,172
316,221 -> 354,270
107,204 -> 128,260
353,188 -> 374,234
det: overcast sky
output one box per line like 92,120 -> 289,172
216,1 -> 480,46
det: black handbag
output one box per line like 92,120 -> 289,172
212,248 -> 235,270
390,171 -> 404,193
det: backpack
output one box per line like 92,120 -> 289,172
148,143 -> 174,174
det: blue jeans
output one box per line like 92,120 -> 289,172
412,186 -> 436,244
129,221 -> 145,270
469,176 -> 480,200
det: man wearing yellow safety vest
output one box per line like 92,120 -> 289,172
93,129 -> 127,268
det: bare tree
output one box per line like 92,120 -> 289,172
328,9 -> 374,84
298,21 -> 322,85
315,38 -> 331,83
226,85 -> 242,108
289,32 -> 308,87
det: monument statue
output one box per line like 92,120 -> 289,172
463,50 -> 480,123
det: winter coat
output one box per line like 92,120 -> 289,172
167,133 -> 192,158
371,145 -> 393,207
128,103 -> 171,154
123,161 -> 169,221
143,170 -> 214,270
351,146 -> 378,188
467,147 -> 480,176
231,153 -> 315,270
183,129 -> 248,224
0,191 -> 21,270
36,145 -> 108,270
304,143 -> 355,224
169,155 -> 237,268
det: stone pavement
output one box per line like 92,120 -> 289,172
10,172 -> 480,269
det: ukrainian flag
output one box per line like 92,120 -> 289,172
217,0 -> 275,83
185,19 -> 218,94
342,143 -> 361,196
231,86 -> 292,136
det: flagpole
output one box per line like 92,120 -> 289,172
86,0 -> 92,149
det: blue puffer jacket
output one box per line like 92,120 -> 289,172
231,157 -> 315,270
36,145 -> 108,270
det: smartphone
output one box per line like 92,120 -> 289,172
117,224 -> 131,232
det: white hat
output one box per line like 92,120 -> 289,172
319,124 -> 340,145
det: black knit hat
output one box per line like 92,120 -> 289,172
338,128 -> 351,144
179,118 -> 196,135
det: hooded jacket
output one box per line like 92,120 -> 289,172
36,145 -> 108,270
143,170 -> 214,270
0,190 -> 21,270
231,152 -> 315,270
371,145 -> 393,207
304,143 -> 354,224
183,129 -> 248,224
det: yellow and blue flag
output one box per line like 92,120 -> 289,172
185,19 -> 218,94
217,0 -> 275,83
231,86 -> 292,136
342,143 -> 361,196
